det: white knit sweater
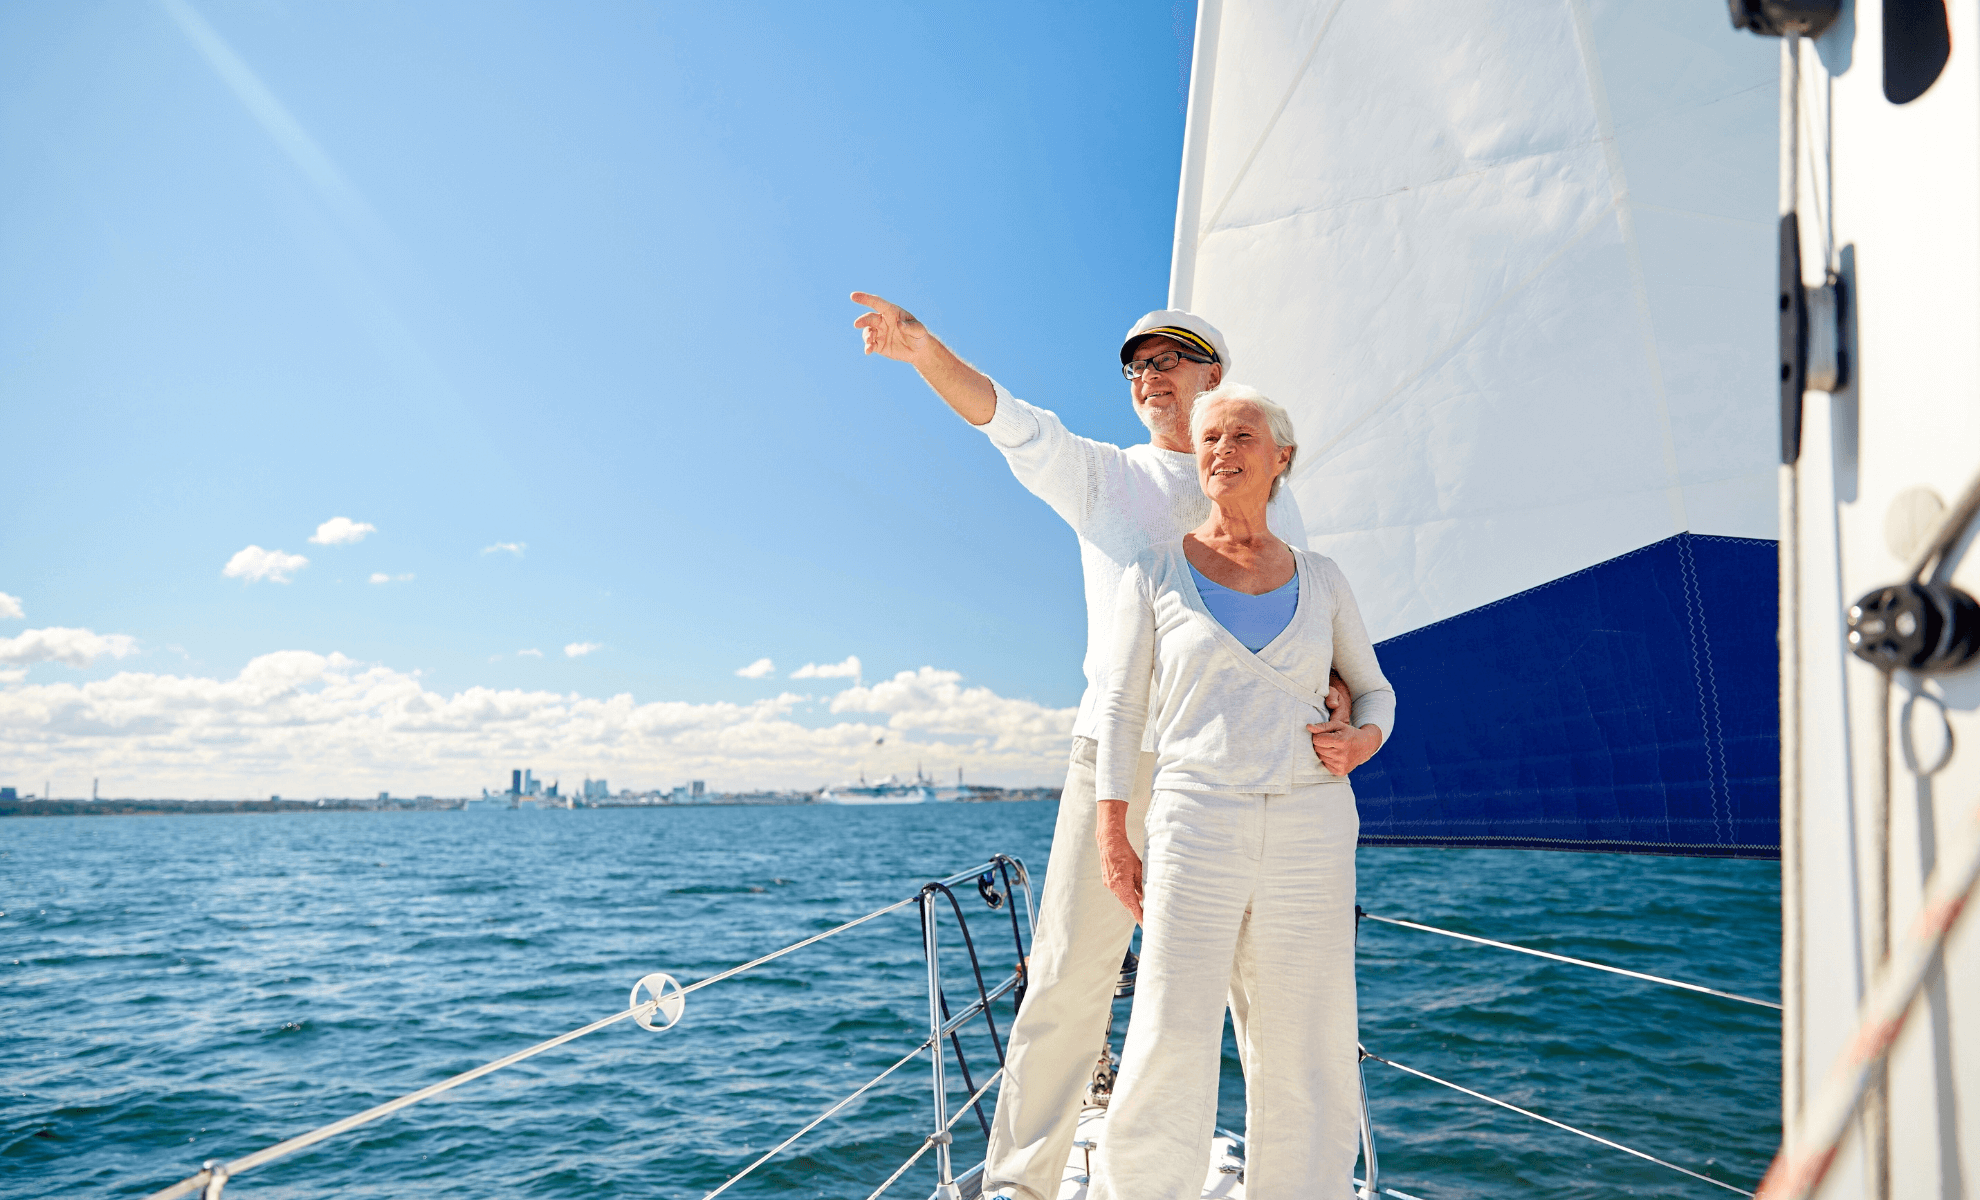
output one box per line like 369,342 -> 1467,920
978,382 -> 1307,741
1095,544 -> 1396,800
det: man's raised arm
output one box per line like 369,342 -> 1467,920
851,292 -> 997,426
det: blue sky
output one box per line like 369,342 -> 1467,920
0,0 -> 1201,796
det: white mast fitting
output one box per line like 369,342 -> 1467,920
1766,1 -> 1980,1197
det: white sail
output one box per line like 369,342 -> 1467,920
1173,0 -> 1778,636
1171,0 -> 1784,858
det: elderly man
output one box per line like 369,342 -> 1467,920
851,292 -> 1339,1199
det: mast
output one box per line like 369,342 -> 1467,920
1761,2 -> 1980,1195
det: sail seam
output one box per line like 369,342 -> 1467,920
1566,0 -> 1687,536
1203,140 -> 1611,237
1197,0 -> 1350,239
1677,533 -> 1734,843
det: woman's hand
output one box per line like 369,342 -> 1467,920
1307,720 -> 1383,775
1095,799 -> 1143,923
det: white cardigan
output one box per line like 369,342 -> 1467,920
1095,543 -> 1397,801
975,383 -> 1306,740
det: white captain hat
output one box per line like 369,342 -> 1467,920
1119,309 -> 1233,374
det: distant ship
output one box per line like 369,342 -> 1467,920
819,768 -> 938,805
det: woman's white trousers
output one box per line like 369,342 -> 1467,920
1093,783 -> 1360,1200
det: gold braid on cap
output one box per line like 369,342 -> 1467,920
1136,326 -> 1218,361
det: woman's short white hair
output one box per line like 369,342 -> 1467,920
1189,382 -> 1299,499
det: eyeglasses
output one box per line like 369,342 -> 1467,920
1122,349 -> 1215,380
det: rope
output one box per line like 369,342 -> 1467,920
924,881 -> 1008,1139
700,1040 -> 931,1200
141,892 -> 927,1200
861,1066 -> 1004,1200
1754,795 -> 1980,1199
992,857 -> 1030,1011
1362,914 -> 1781,1010
1362,1050 -> 1753,1196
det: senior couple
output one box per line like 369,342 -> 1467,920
854,292 -> 1393,1199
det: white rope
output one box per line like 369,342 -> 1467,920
1362,1049 -> 1753,1195
1362,913 -> 1781,1010
142,893 -> 925,1200
861,1066 -> 1005,1200
701,1041 -> 932,1200
1755,795 -> 1980,1199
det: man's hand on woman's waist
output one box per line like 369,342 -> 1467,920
1308,721 -> 1383,775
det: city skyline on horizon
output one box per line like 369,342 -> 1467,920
0,1 -> 1191,796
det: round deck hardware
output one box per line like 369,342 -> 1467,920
630,972 -> 686,1031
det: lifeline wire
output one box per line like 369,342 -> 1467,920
142,1001 -> 654,1200
700,1040 -> 931,1200
142,891 -> 928,1200
1362,913 -> 1781,1010
862,1065 -> 1005,1200
1362,1050 -> 1754,1196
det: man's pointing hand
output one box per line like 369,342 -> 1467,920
851,291 -> 931,365
849,291 -> 996,425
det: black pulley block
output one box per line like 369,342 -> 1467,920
1728,0 -> 1841,36
1848,581 -> 1980,673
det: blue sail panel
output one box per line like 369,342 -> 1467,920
1351,533 -> 1779,858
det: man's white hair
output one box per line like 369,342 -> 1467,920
1189,382 -> 1299,499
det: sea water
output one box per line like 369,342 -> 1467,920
1,804 -> 1777,1198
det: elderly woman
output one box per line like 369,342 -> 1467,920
1089,382 -> 1393,1199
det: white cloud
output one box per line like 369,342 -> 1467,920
310,517 -> 377,545
832,668 -> 1074,746
735,657 -> 776,679
223,545 -> 309,584
0,653 -> 1075,795
368,573 -> 414,584
518,648 -> 543,658
565,642 -> 602,658
482,542 -> 526,556
0,627 -> 140,668
0,593 -> 22,620
791,655 -> 861,680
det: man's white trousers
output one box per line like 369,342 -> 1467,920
1092,783 -> 1361,1200
982,736 -> 1153,1200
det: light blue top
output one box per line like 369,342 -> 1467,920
1187,562 -> 1300,652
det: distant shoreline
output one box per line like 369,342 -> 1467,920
0,790 -> 1061,818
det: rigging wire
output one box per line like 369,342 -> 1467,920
1361,913 -> 1781,1010
139,882 -> 962,1200
699,1040 -> 932,1200
1361,1049 -> 1755,1196
861,1066 -> 1005,1200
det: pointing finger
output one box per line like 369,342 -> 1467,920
849,291 -> 895,313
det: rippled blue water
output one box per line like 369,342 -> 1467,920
1,804 -> 1778,1198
